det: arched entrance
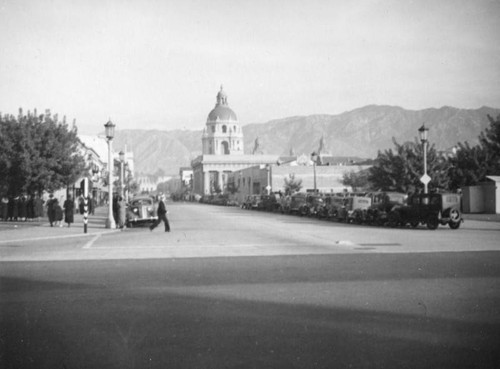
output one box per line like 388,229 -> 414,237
221,141 -> 230,155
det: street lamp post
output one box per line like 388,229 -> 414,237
104,120 -> 116,229
124,163 -> 129,203
266,164 -> 271,195
92,164 -> 99,204
311,151 -> 318,193
418,124 -> 430,194
119,150 -> 125,199
92,164 -> 99,180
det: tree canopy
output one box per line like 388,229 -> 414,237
447,114 -> 500,189
0,109 -> 86,196
342,168 -> 370,192
283,173 -> 302,195
368,138 -> 450,193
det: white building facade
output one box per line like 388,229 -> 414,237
192,87 -> 278,195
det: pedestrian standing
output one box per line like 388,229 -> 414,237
47,194 -> 55,226
27,195 -> 34,221
64,196 -> 75,227
11,197 -> 19,221
79,196 -> 85,214
117,196 -> 127,230
54,199 -> 63,227
1,196 -> 8,221
112,195 -> 119,225
34,194 -> 44,221
149,194 -> 170,232
87,196 -> 93,215
18,195 -> 27,221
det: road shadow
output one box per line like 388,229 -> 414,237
1,252 -> 500,368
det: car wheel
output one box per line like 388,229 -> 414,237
449,208 -> 461,223
449,209 -> 461,229
426,214 -> 439,230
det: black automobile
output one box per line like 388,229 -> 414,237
126,195 -> 158,227
388,192 -> 463,230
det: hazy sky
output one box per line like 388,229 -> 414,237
1,0 -> 499,134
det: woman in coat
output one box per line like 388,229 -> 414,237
34,195 -> 44,221
64,196 -> 75,227
117,196 -> 127,230
53,199 -> 63,227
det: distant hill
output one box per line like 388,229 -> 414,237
112,105 -> 500,175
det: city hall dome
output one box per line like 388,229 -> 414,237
207,86 -> 238,122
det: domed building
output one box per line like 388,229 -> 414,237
202,86 -> 244,155
191,86 -> 278,196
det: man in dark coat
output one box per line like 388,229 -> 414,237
149,194 -> 170,232
47,194 -> 55,226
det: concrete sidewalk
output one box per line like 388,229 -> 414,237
462,212 -> 500,222
0,206 -> 116,243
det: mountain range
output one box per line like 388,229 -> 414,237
112,105 -> 500,176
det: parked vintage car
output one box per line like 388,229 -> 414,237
286,193 -> 308,215
388,192 -> 463,230
257,193 -> 282,212
125,195 -> 158,227
299,194 -> 324,217
348,196 -> 373,223
321,195 -> 348,220
242,195 -> 261,210
365,191 -> 408,225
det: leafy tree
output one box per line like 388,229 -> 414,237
0,108 -> 86,196
447,114 -> 500,189
447,142 -> 488,190
342,169 -> 370,192
369,138 -> 450,193
479,114 -> 500,175
125,171 -> 139,196
0,117 -> 15,194
283,173 -> 302,195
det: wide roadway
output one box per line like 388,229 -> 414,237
1,203 -> 499,369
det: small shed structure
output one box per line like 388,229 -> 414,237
462,176 -> 500,214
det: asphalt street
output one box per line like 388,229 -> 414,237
1,203 -> 499,369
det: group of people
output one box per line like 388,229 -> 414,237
2,192 -> 171,232
45,194 -> 78,227
0,194 -> 45,222
0,193 -> 92,228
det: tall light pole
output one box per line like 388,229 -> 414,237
104,120 -> 116,229
124,163 -> 129,203
92,164 -> 99,204
311,151 -> 318,193
119,150 -> 125,199
418,124 -> 430,194
266,164 -> 271,195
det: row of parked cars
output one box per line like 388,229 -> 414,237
241,191 -> 463,230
